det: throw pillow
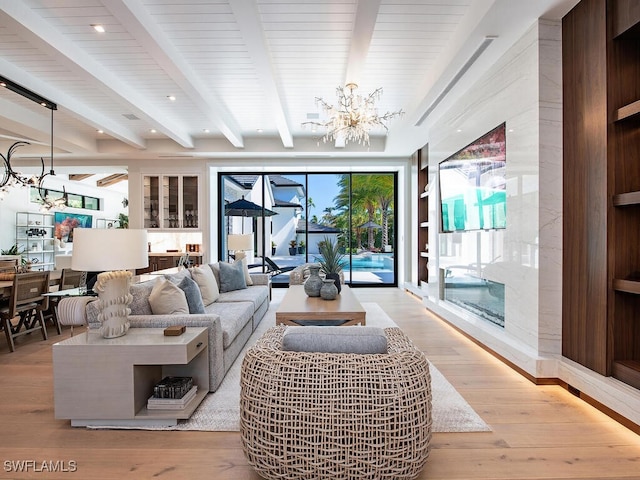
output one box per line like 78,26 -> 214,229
282,326 -> 388,354
177,276 -> 206,314
209,262 -> 221,289
233,252 -> 253,286
218,260 -> 247,293
148,278 -> 189,315
190,265 -> 220,306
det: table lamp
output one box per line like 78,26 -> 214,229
71,228 -> 148,338
227,234 -> 253,260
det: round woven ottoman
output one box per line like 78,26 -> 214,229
240,325 -> 432,480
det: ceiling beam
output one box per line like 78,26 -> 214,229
68,174 -> 94,182
105,0 -> 245,148
0,59 -> 145,150
0,1 -> 194,149
333,0 -> 382,149
229,0 -> 294,149
97,174 -> 128,187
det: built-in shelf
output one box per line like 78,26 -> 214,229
615,99 -> 640,121
613,278 -> 640,294
420,191 -> 429,199
613,191 -> 640,206
420,251 -> 429,258
420,221 -> 429,228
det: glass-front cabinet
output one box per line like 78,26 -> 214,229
143,174 -> 200,230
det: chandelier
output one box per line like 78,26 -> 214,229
0,76 -> 66,211
302,83 -> 403,146
0,141 -> 67,211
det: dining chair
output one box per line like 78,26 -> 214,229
59,268 -> 85,291
0,271 -> 50,352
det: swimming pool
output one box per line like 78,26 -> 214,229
347,253 -> 393,270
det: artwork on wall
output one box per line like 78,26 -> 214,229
54,212 -> 93,242
439,123 -> 506,232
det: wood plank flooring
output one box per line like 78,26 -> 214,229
0,287 -> 638,480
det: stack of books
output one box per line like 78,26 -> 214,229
147,376 -> 197,410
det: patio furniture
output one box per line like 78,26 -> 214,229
256,257 -> 297,276
240,325 -> 432,480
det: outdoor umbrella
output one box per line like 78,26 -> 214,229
358,221 -> 381,229
225,196 -> 277,233
225,197 -> 277,218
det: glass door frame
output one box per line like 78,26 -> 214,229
217,171 -> 398,288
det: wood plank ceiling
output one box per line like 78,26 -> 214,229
0,0 -> 578,162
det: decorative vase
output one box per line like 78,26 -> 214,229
326,272 -> 342,293
303,265 -> 323,297
320,278 -> 338,300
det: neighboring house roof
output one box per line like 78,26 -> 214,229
227,175 -> 260,189
296,219 -> 341,234
274,199 -> 303,208
269,175 -> 303,187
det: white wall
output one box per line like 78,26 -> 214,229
423,19 -> 563,378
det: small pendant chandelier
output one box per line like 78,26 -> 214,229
0,76 -> 67,211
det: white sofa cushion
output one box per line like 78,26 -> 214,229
191,265 -> 220,306
149,277 -> 189,315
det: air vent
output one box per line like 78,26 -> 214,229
415,36 -> 497,127
122,113 -> 140,121
306,113 -> 320,120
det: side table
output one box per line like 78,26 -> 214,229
53,327 -> 209,427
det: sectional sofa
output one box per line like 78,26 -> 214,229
85,263 -> 270,392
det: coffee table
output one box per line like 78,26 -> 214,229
276,285 -> 366,326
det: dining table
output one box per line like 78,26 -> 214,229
0,269 -> 62,299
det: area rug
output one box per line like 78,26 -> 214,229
91,302 -> 491,433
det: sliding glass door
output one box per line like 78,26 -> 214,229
219,172 -> 396,287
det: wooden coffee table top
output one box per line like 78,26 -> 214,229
276,285 -> 366,326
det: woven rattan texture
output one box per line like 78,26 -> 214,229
240,325 -> 432,480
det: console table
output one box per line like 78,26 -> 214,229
53,327 -> 209,427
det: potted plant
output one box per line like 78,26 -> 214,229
288,240 -> 297,255
318,236 -> 346,293
271,241 -> 277,256
297,240 -> 306,255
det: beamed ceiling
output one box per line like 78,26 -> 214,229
0,0 -> 578,167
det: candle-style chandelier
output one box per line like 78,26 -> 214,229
0,76 -> 67,211
302,83 -> 404,146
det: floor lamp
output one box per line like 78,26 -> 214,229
71,228 -> 148,338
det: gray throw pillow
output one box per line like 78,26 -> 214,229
218,260 -> 247,293
177,276 -> 206,314
282,326 -> 388,354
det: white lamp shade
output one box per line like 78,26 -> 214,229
228,234 -> 253,251
72,228 -> 149,271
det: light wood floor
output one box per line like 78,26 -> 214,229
1,288 -> 639,480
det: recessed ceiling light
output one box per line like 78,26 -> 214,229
456,129 -> 462,133
97,129 -> 104,134
167,95 -> 176,101
150,129 -> 157,133
0,82 -> 6,87
91,24 -> 105,33
508,128 -> 514,132
203,129 -> 210,133
257,129 -> 264,134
